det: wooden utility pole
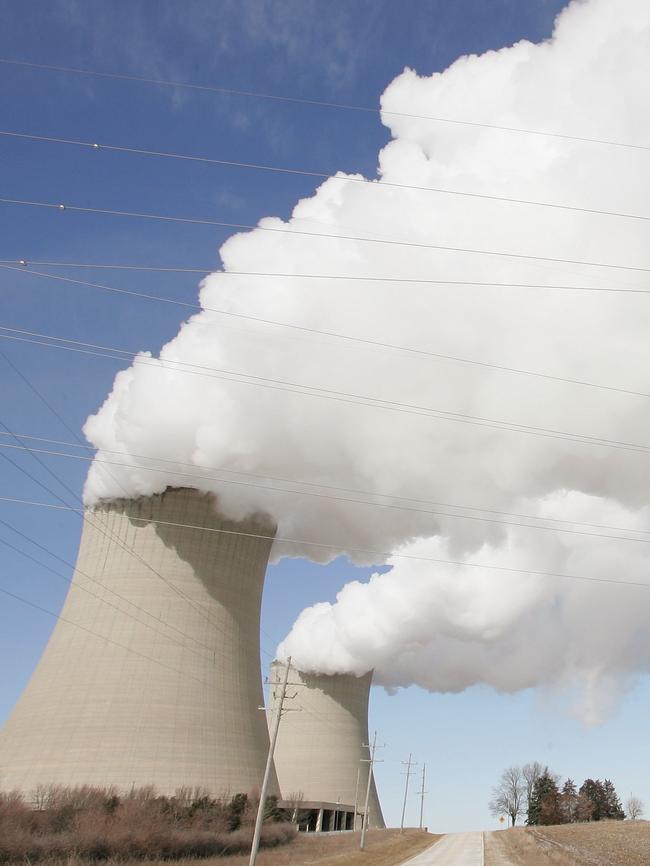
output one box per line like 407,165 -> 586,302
418,763 -> 428,829
360,731 -> 382,850
400,753 -> 418,833
248,658 -> 292,866
353,766 -> 360,830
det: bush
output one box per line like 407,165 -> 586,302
0,786 -> 297,862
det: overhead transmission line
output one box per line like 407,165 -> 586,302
0,348 -> 259,661
0,405 -> 273,646
4,260 -> 647,294
5,494 -> 650,592
4,266 -> 650,401
2,197 -> 650,275
0,350 -> 282,656
0,580 -> 219,687
0,523 -> 216,661
0,444 -> 278,661
1,57 -> 648,153
2,323 -> 650,457
0,425 -> 239,637
0,519 -> 278,664
4,437 -> 650,548
7,429 -> 650,539
0,419 -> 228,667
1,129 -> 649,224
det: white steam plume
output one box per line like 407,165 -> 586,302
85,0 -> 650,719
278,491 -> 650,724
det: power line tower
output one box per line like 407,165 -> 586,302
359,731 -> 383,850
418,763 -> 428,829
249,657 -> 298,866
400,753 -> 418,833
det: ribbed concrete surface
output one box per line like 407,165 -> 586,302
0,488 -> 278,798
269,662 -> 385,828
402,832 -> 484,865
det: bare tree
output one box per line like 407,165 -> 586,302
285,791 -> 306,824
489,766 -> 526,827
522,762 -> 544,820
626,795 -> 645,820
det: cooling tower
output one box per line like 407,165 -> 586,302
269,661 -> 385,829
0,487 -> 278,797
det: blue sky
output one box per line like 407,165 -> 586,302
2,0 -> 648,834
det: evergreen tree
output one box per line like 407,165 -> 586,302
579,779 -> 606,821
602,780 -> 625,820
527,769 -> 560,825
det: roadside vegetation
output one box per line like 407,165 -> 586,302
0,785 -> 295,862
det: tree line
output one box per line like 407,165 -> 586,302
489,762 -> 644,827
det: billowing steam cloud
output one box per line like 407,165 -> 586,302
277,491 -> 650,724
85,0 -> 650,720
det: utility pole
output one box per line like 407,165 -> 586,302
353,767 -> 360,831
248,657 -> 292,866
360,731 -> 383,850
418,763 -> 428,830
400,753 -> 418,833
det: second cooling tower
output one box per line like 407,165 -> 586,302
269,662 -> 385,829
0,487 -> 278,797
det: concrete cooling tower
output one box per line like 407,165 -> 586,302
0,487 -> 278,797
269,661 -> 385,831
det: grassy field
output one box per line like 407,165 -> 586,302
485,820 -> 650,866
173,829 -> 438,866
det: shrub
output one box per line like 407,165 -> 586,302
0,785 -> 297,862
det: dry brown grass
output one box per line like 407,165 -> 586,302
485,821 -> 650,866
172,829 -> 439,866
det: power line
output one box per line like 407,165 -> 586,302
2,260 -> 646,294
0,413 -> 268,638
7,428 -> 650,539
2,197 -> 650,274
0,365 -> 280,670
5,438 -> 650,549
1,57 -> 648,153
0,521 -> 217,659
2,129 -> 648,224
0,422 -> 209,624
0,520 -> 278,665
3,323 -> 650,457
0,345 -> 277,664
5,494 -> 650,592
0,446 -> 278,659
4,266 -> 650,401
0,351 -> 280,656
0,582 -> 213,688
0,352 -> 239,640
0,345 -> 142,507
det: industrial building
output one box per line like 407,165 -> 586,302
0,487 -> 279,797
270,661 -> 385,831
